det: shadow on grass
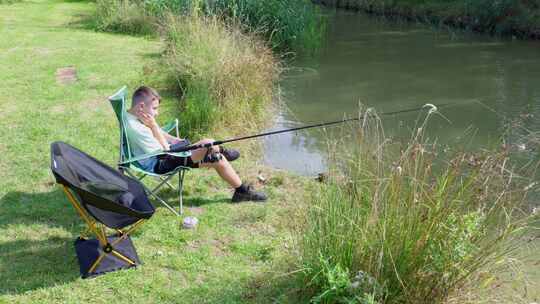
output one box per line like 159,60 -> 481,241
0,237 -> 80,295
0,189 -> 84,233
157,187 -> 230,208
63,9 -> 97,31
0,189 -> 84,294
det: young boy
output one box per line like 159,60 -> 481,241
124,86 -> 267,203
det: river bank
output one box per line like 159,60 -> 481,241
0,1 -> 314,302
314,0 -> 540,39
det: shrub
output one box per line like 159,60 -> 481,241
162,14 -> 278,137
201,0 -> 324,52
142,0 -> 324,52
0,0 -> 21,4
94,0 -> 156,35
297,108 -> 535,303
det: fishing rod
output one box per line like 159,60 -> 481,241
166,102 -> 449,153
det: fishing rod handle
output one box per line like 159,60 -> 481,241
167,141 -> 221,153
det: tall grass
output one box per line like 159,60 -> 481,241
296,108 -> 536,303
161,14 -> 278,137
0,0 -> 21,4
202,0 -> 324,52
143,0 -> 324,52
94,0 -> 156,35
95,0 -> 324,52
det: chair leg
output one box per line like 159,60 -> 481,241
147,190 -> 180,216
160,176 -> 175,191
178,170 -> 186,215
144,184 -> 180,217
123,169 -> 182,217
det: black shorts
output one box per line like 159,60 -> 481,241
154,154 -> 199,174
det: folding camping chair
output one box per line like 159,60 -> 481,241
109,86 -> 191,216
51,141 -> 155,278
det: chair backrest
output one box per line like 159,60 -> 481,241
51,141 -> 155,229
108,86 -> 133,166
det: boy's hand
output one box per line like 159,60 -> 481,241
137,110 -> 158,129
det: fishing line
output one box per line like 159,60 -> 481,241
167,101 -> 461,153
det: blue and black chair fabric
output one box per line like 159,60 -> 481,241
50,141 -> 155,278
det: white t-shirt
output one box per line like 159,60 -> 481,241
124,112 -> 162,171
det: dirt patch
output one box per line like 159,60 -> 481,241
55,66 -> 77,85
208,238 -> 230,257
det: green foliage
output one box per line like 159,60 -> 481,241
94,0 -> 156,35
202,0 -> 324,52
140,0 -> 324,52
95,0 -> 324,52
162,14 -> 277,137
297,111 -> 534,303
310,256 -> 382,304
0,0 -> 21,4
177,84 -> 215,138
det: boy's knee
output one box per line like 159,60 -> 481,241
200,138 -> 214,144
213,157 -> 227,169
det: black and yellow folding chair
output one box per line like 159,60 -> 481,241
51,141 -> 155,278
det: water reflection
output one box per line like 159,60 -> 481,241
264,8 -> 540,176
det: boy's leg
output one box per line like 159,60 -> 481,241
199,158 -> 241,188
190,138 -> 220,162
185,139 -> 266,202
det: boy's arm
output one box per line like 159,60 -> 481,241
149,124 -> 170,150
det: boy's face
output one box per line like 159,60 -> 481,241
141,97 -> 160,117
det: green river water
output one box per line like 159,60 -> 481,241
263,9 -> 540,176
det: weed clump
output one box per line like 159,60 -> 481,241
161,14 -> 278,137
94,0 -> 157,35
296,109 -> 536,303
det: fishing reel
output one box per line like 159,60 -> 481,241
202,149 -> 223,163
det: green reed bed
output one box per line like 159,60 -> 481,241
296,109 -> 537,303
94,0 -> 157,35
161,13 -> 278,137
92,0 -> 325,136
95,0 -> 323,51
143,0 -> 324,52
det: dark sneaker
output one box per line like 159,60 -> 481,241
220,147 -> 240,162
232,185 -> 267,203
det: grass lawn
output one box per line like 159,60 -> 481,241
0,1 -> 310,302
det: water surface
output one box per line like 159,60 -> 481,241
263,9 -> 540,175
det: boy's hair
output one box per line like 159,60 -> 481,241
132,86 -> 161,107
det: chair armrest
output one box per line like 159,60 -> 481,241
119,151 -> 164,166
119,150 -> 191,166
161,119 -> 179,136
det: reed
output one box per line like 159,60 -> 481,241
94,0 -> 157,35
161,14 -> 278,137
297,108 -> 536,303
